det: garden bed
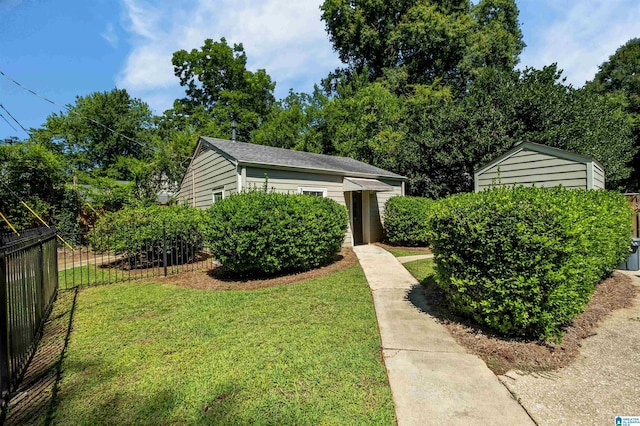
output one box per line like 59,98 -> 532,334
168,248 -> 358,291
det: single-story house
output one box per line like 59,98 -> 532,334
474,142 -> 605,192
177,137 -> 406,246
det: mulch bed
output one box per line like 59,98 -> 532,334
166,248 -> 358,291
419,272 -> 638,375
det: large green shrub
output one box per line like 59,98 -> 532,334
383,196 -> 438,246
428,187 -> 632,339
88,205 -> 206,262
204,191 -> 348,276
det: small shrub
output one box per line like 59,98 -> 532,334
428,186 -> 632,339
204,191 -> 348,276
384,196 -> 437,246
88,205 -> 206,264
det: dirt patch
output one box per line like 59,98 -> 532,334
166,248 -> 358,291
419,272 -> 638,375
374,242 -> 432,254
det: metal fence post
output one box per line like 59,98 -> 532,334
163,222 -> 168,277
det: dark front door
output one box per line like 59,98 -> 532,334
352,191 -> 363,245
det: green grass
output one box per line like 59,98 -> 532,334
387,247 -> 430,258
50,265 -> 395,425
58,265 -> 123,289
402,258 -> 436,281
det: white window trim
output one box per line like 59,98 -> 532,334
212,188 -> 225,204
298,187 -> 327,197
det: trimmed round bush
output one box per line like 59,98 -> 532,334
383,196 -> 438,246
428,186 -> 632,339
88,205 -> 207,262
204,191 -> 348,276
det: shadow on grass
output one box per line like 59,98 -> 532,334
2,288 -> 78,426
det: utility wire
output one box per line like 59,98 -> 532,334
0,110 -> 18,133
0,180 -> 73,249
0,103 -> 30,136
0,69 -> 144,145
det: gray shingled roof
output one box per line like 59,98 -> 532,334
201,137 -> 404,179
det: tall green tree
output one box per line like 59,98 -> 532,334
170,37 -> 276,141
30,89 -> 154,180
587,38 -> 640,191
323,74 -> 406,170
251,88 -> 329,153
320,0 -> 524,90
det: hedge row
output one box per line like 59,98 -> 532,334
383,196 -> 438,246
428,187 -> 632,339
205,191 -> 348,276
89,205 -> 206,257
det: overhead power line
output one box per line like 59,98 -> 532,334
0,110 -> 18,133
0,103 -> 30,136
0,69 -> 144,145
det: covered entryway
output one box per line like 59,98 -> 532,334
344,177 -> 395,245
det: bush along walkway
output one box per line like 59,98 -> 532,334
353,244 -> 534,426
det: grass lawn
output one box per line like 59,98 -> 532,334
50,265 -> 395,425
58,265 -> 123,289
402,258 -> 436,280
374,243 -> 432,258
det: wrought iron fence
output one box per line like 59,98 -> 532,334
57,223 -> 214,290
0,228 -> 58,398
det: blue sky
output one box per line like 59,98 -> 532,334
1,0 -> 639,139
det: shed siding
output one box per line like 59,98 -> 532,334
477,148 -> 588,191
178,149 -> 237,208
593,162 -> 605,189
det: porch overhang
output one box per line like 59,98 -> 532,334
343,177 -> 394,192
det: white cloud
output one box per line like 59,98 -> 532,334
519,0 -> 640,87
115,0 -> 340,114
101,22 -> 119,48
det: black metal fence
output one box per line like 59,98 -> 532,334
0,228 -> 58,398
57,224 -> 214,290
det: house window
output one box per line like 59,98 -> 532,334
212,188 -> 224,204
299,187 -> 327,197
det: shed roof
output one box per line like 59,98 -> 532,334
200,137 -> 405,179
475,142 -> 604,175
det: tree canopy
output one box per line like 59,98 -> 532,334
320,0 -> 524,89
588,38 -> 640,191
170,37 -> 276,141
29,88 -> 154,180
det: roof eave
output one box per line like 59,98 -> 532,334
237,160 -> 406,180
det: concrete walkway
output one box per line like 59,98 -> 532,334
353,244 -> 534,426
499,269 -> 640,425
